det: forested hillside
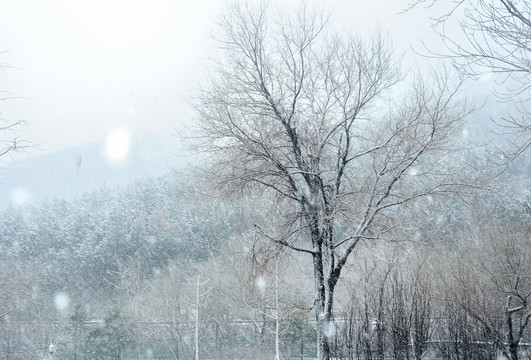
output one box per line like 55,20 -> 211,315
0,173 -> 244,358
0,162 -> 528,359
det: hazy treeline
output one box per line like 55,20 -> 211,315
0,174 -> 242,359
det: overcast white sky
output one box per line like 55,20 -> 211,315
0,1 -> 445,162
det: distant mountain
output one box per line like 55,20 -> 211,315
0,135 -> 186,209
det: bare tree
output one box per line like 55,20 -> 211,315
192,3 -> 475,359
0,260 -> 39,322
0,60 -> 28,163
426,197 -> 531,360
466,224 -> 531,360
406,0 -> 531,159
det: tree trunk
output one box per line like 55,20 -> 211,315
314,287 -> 333,359
315,271 -> 336,360
316,316 -> 331,360
508,342 -> 518,360
313,245 -> 332,360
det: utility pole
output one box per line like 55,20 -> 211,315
195,275 -> 210,360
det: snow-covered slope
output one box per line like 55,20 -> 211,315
0,135 -> 183,209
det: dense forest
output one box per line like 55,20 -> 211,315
0,157 -> 529,359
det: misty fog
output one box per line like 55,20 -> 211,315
0,1 -> 529,360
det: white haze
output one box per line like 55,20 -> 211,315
0,0 -> 447,160
0,0 -> 501,208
